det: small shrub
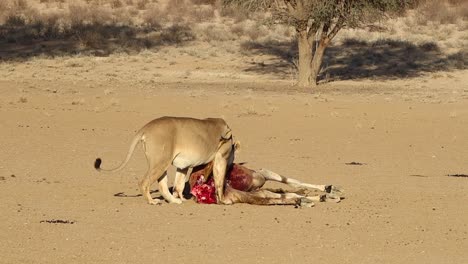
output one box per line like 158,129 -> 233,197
128,6 -> 139,16
191,0 -> 217,5
0,2 -> 8,23
69,4 -> 90,25
166,0 -> 190,20
220,5 -> 249,22
446,50 -> 467,69
160,24 -> 195,44
230,23 -> 245,37
419,42 -> 439,52
192,4 -> 215,22
197,24 -> 236,42
111,0 -> 123,8
136,0 -> 149,10
78,31 -> 106,49
459,2 -> 468,20
342,38 -> 367,47
14,0 -> 28,9
417,0 -> 467,24
143,6 -> 165,27
5,15 -> 27,27
244,23 -> 268,41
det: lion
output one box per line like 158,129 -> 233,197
94,116 -> 235,205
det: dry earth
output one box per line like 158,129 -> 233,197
0,48 -> 468,264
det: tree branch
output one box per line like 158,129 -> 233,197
327,15 -> 345,41
285,1 -> 300,20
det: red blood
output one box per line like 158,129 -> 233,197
226,164 -> 254,191
190,164 -> 255,204
190,176 -> 217,204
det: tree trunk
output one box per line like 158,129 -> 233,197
310,39 -> 328,86
296,29 -> 313,87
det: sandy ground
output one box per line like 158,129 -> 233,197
0,52 -> 468,264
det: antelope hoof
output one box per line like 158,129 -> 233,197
299,197 -> 315,208
148,199 -> 163,205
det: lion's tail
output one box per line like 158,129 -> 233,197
94,130 -> 143,173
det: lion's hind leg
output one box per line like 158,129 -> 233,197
158,174 -> 182,204
140,161 -> 181,205
139,169 -> 165,205
173,167 -> 191,201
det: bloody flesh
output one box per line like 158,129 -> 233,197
226,164 -> 254,191
190,164 -> 255,204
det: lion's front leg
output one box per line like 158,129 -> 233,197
213,152 -> 228,204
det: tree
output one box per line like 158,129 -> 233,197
223,0 -> 417,87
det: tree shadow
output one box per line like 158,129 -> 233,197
113,182 -> 193,200
241,40 -> 298,76
0,19 -> 195,61
241,38 -> 467,81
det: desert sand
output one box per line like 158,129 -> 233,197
1,0 -> 468,263
1,59 -> 467,263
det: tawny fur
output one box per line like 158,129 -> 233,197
95,116 -> 235,205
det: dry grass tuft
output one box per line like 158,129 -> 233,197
0,0 -> 466,84
160,24 -> 196,44
110,0 -> 123,8
136,0 -> 149,10
0,0 -> 209,59
191,0 -> 217,5
220,4 -> 250,22
417,0 -> 468,24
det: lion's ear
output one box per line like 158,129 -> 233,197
221,126 -> 232,140
234,141 -> 241,153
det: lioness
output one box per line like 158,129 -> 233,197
94,117 -> 235,205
